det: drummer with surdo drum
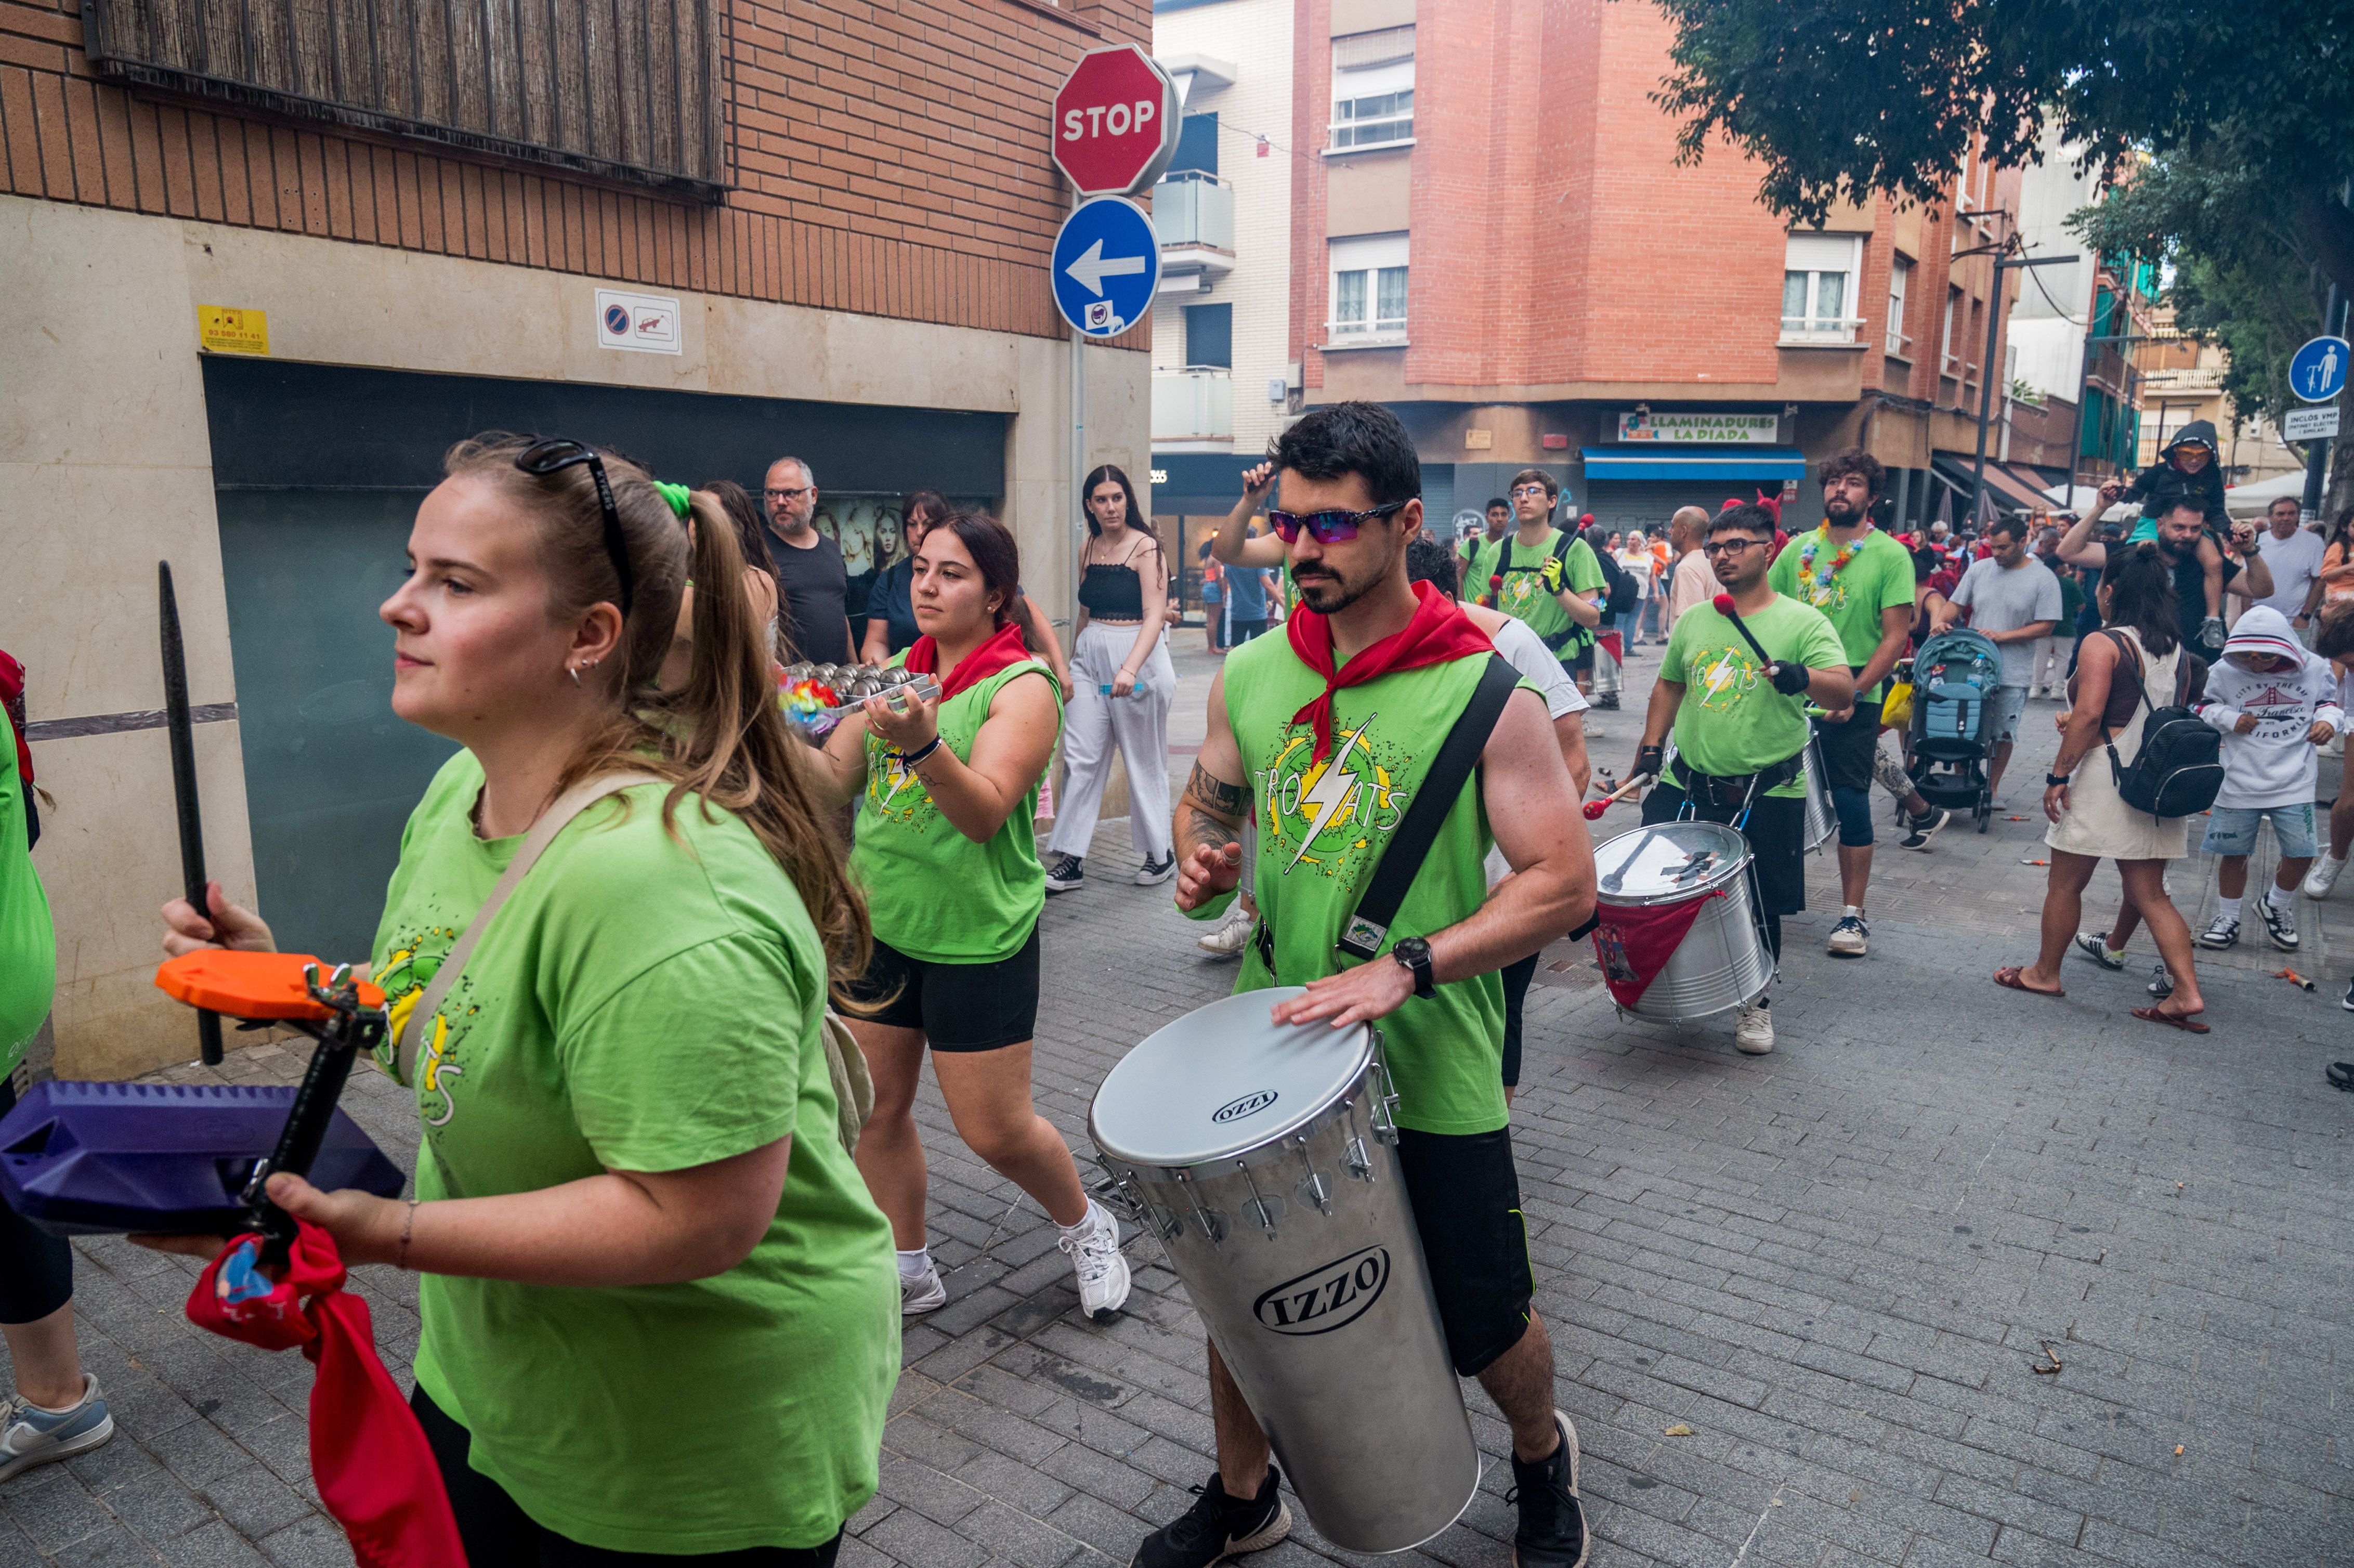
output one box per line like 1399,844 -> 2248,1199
1633,502 -> 1853,1054
1163,402 -> 1601,1568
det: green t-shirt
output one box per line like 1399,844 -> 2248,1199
371,752 -> 898,1554
1658,595 -> 1844,799
1459,533 -> 1505,594
849,655 -> 1060,963
0,708 -> 54,1073
1767,526 -> 1914,700
1492,529 -> 1605,653
1206,635 -> 1525,1136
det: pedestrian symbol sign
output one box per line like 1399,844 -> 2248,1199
1051,197 -> 1160,339
2291,335 -> 2348,403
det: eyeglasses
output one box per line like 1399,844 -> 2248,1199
1702,538 -> 1766,556
516,438 -> 633,616
764,486 -> 815,503
1509,485 -> 1551,500
1265,501 -> 1407,544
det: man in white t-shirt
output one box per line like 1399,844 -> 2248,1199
2236,496 -> 2327,637
1932,515 -> 2061,803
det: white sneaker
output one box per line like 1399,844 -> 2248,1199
1734,998 -> 1775,1054
1197,902 -> 1252,958
1058,1199 -> 1132,1322
2305,855 -> 2346,900
900,1263 -> 947,1316
0,1376 -> 115,1483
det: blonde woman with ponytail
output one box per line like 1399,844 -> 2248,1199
159,436 -> 896,1564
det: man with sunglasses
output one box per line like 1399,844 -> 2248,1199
1636,503 -> 1852,1054
761,455 -> 855,664
1159,401 -> 1599,1568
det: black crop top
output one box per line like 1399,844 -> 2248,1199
1079,563 -> 1146,621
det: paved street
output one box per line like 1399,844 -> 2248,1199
6,639 -> 2353,1568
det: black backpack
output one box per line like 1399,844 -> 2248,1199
1589,539 -> 1640,616
2099,630 -> 2224,818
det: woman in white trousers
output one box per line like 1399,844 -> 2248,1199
1043,465 -> 1176,894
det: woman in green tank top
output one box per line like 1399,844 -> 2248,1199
814,513 -> 1132,1323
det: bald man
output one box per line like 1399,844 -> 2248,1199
1664,506 -> 1714,629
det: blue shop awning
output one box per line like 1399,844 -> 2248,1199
1580,446 -> 1807,482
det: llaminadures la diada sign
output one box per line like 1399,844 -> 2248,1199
1616,411 -> 1781,445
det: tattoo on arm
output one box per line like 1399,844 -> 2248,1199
1183,762 -> 1249,817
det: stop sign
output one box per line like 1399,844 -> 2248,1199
1052,45 -> 1181,197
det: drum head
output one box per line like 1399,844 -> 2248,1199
1091,989 -> 1372,1168
1595,820 -> 1751,906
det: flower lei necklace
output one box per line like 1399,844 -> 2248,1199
1797,526 -> 1864,592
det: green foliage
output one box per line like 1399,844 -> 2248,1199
2009,377 -> 2047,410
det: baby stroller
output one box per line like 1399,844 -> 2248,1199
1905,627 -> 2003,832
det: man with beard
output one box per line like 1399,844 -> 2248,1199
1767,449 -> 1935,958
1637,503 -> 1852,1052
2058,496 -> 2272,656
1159,400 -> 1598,1568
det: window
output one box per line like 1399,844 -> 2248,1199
1781,233 -> 1862,343
1329,233 -> 1408,340
1331,27 -> 1414,150
1184,303 -> 1233,370
1170,113 -> 1219,179
1886,257 -> 1913,357
1942,288 -> 1962,374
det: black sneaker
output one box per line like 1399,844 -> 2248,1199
1899,806 -> 1951,851
1593,692 -> 1620,710
1506,1412 -> 1590,1568
2196,913 -> 2239,950
2341,975 -> 2354,1013
2258,898 -> 2300,951
1131,1467 -> 1291,1568
1044,854 -> 1085,894
1135,853 -> 1176,887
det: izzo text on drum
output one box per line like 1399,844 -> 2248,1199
1253,1245 -> 1389,1335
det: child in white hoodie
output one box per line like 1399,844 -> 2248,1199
2192,606 -> 2343,951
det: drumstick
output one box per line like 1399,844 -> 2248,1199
160,563 -> 224,1068
1713,593 -> 1809,704
1581,772 -> 1652,820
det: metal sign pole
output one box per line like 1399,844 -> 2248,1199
2301,283 -> 2344,521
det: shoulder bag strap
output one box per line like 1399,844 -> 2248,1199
2096,629 -> 2146,777
393,769 -> 664,1082
1336,654 -> 1523,962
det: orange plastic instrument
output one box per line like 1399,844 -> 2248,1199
155,950 -> 386,1020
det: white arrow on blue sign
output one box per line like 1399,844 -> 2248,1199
2290,335 -> 2349,403
1052,195 -> 1160,339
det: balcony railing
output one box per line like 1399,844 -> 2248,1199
82,0 -> 726,192
1778,315 -> 1864,346
1152,369 -> 1233,442
1154,173 -> 1235,278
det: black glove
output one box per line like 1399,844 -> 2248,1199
1636,743 -> 1665,781
1768,661 -> 1812,696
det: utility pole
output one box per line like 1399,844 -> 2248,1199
1967,250 -> 2075,527
2301,280 -> 2346,520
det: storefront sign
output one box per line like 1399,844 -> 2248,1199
1616,411 -> 1778,445
197,305 -> 268,356
596,289 -> 683,355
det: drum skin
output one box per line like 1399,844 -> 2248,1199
1092,994 -> 1479,1553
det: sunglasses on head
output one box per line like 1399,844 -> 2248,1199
1265,500 -> 1408,544
515,438 -> 634,617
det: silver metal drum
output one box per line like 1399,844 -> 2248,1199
1593,820 -> 1774,1022
1802,737 -> 1834,853
1089,990 -> 1479,1554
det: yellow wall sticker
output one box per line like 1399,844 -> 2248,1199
196,305 -> 269,355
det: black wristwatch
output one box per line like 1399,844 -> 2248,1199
2045,772 -> 2071,788
1390,937 -> 1436,999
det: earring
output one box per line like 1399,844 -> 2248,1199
568,665 -> 582,686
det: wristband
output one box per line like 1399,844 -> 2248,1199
900,736 -> 943,768
395,1198 -> 419,1271
2045,772 -> 2071,788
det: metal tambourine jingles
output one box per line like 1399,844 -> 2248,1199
1088,990 -> 1480,1554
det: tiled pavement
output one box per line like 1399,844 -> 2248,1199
7,644 -> 2353,1567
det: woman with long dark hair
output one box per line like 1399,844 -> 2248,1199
2316,505 -> 2354,607
1996,543 -> 2208,1028
815,512 -> 1130,1322
161,435 -> 898,1561
1042,463 -> 1175,893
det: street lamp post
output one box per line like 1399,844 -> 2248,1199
1967,251 -> 2076,527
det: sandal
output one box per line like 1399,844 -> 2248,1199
1993,966 -> 2063,999
2131,1005 -> 2211,1035
2327,1062 -> 2354,1092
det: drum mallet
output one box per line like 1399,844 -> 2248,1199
160,561 -> 223,1068
1582,772 -> 1652,820
1712,593 -> 1812,700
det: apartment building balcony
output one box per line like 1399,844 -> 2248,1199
1152,369 -> 1233,443
1154,174 -> 1235,291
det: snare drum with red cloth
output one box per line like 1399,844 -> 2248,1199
1589,821 -> 1773,1022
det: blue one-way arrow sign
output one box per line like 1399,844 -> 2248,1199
1052,196 -> 1160,338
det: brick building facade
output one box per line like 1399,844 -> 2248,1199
2,0 -> 1153,1076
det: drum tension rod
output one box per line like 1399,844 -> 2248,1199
1343,1107 -> 1375,1182
1172,1168 -> 1223,1245
1235,1159 -> 1278,1240
1293,1137 -> 1331,1216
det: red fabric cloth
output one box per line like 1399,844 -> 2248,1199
0,649 -> 31,787
186,1224 -> 466,1568
1284,580 -> 1494,763
1591,891 -> 1724,1009
905,620 -> 1034,703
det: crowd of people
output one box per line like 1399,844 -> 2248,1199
3,399 -> 2351,1568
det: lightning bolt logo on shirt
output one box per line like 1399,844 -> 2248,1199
1259,718 -> 1413,879
1290,715 -> 1374,871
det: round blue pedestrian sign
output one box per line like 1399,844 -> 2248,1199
1051,196 -> 1160,339
2290,335 -> 2349,403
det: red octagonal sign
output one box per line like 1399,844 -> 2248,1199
1052,45 -> 1181,197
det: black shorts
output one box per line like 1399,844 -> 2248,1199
1397,1127 -> 1535,1377
1641,780 -> 1807,918
843,924 -> 1040,1051
1811,691 -> 1884,794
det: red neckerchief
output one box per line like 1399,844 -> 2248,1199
905,621 -> 1034,703
186,1223 -> 465,1567
1285,580 -> 1494,763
